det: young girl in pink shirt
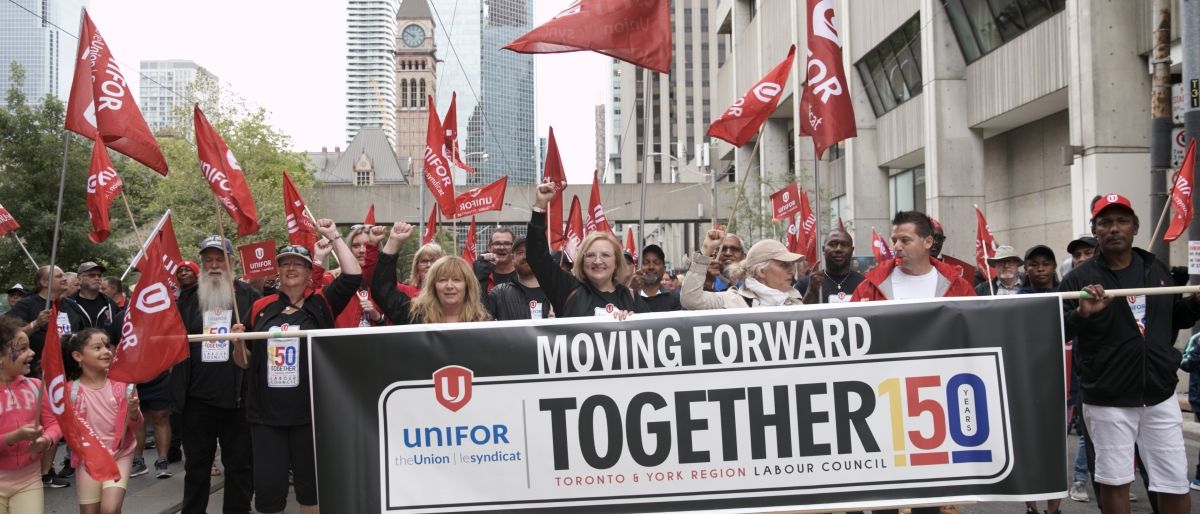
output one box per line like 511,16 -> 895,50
63,328 -> 142,514
0,317 -> 60,513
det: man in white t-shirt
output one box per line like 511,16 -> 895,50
852,210 -> 975,301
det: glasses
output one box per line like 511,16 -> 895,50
417,258 -> 436,265
490,241 -> 513,247
350,224 -> 370,231
277,245 -> 311,257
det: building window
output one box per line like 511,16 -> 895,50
409,79 -> 418,107
356,169 -> 373,186
855,16 -> 922,117
401,81 -> 408,108
419,80 -> 426,107
889,166 -> 926,215
829,195 -> 847,230
942,0 -> 1065,64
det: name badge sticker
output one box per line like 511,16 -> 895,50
266,324 -> 300,388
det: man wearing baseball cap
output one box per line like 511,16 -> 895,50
1061,236 -> 1099,278
1061,193 -> 1200,513
5,283 -> 26,311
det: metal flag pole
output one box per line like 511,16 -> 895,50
9,234 -> 38,270
639,67 -> 651,257
46,132 -> 70,310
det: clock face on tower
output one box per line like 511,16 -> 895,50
402,24 -> 426,47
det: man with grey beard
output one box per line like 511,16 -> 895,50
171,236 -> 259,513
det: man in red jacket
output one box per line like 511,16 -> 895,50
852,210 -> 974,301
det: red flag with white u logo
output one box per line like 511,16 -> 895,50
453,176 -> 508,219
282,171 -> 316,254
585,170 -> 611,234
0,203 -> 19,236
797,189 -> 818,267
64,10 -> 168,175
1165,138 -> 1196,242
708,45 -> 796,147
194,105 -> 259,236
769,182 -> 801,222
85,135 -> 124,243
564,195 -> 584,262
975,206 -> 999,274
462,217 -> 477,263
542,127 -> 568,251
798,0 -> 857,158
424,95 -> 458,219
42,303 -> 122,481
110,234 -> 189,384
422,208 -> 438,246
871,227 -> 893,263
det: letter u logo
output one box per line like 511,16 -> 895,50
432,365 -> 474,412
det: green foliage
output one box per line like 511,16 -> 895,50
0,63 -> 316,289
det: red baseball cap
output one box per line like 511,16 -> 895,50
1091,193 -> 1134,218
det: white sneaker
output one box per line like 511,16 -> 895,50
1129,490 -> 1137,502
1068,481 -> 1089,502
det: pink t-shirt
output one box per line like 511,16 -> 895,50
76,381 -> 135,461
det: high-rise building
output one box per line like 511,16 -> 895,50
394,0 -> 437,164
594,104 -> 605,176
139,60 -> 217,132
429,0 -> 535,186
346,0 -> 401,146
0,0 -> 87,103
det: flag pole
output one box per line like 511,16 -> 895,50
639,67 -> 651,259
9,234 -> 38,270
812,151 -> 822,259
1149,181 -> 1176,243
303,205 -> 340,267
46,132 -> 71,311
726,130 -> 765,233
418,166 -> 425,240
211,196 -> 242,325
119,192 -> 144,244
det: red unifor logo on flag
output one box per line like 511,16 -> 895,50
1165,137 -> 1196,242
238,240 -> 277,280
64,10 -> 168,175
503,0 -> 672,74
585,170 -> 611,234
133,212 -> 185,296
110,234 -> 189,384
0,202 -> 19,236
708,45 -> 795,147
424,95 -> 458,218
542,127 -> 569,250
282,171 -> 316,253
974,206 -> 999,273
85,135 -> 124,244
797,189 -> 818,267
194,105 -> 259,236
769,182 -> 801,222
42,303 -> 122,482
798,0 -> 857,158
454,176 -> 508,219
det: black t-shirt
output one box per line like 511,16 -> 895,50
246,307 -> 315,426
1111,258 -> 1145,289
492,270 -> 518,288
74,294 -> 109,324
795,270 -> 866,304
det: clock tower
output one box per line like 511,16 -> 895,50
394,0 -> 437,169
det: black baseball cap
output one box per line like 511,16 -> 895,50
1066,236 -> 1098,254
642,244 -> 665,262
1024,244 -> 1056,263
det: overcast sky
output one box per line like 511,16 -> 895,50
86,0 -> 605,183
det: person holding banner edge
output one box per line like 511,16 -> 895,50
1061,193 -> 1200,514
230,218 -> 360,514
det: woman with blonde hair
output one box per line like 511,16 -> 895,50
397,244 -> 446,298
681,229 -> 805,310
526,184 -> 648,317
372,222 -> 490,324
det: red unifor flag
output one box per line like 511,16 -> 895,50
424,95 -> 458,218
786,216 -> 803,254
64,11 -> 168,175
282,171 -> 316,253
624,227 -> 637,263
769,182 -> 801,222
585,170 -> 612,234
130,212 -> 185,295
503,0 -> 672,74
837,217 -> 846,232
797,189 -> 818,267
1165,138 -> 1197,242
462,217 -> 477,263
564,195 -> 584,263
454,176 -> 508,219
708,45 -> 795,147
42,303 -> 122,481
0,203 -> 19,236
871,227 -> 893,263
422,208 -> 438,246
85,135 -> 123,243
364,204 -> 376,226
542,127 -> 569,251
798,0 -> 857,158
975,206 -> 999,272
194,105 -> 259,236
444,92 -> 476,173
109,231 -> 189,384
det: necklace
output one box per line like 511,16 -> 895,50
825,271 -> 852,291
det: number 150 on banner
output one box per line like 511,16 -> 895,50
379,350 -> 1014,512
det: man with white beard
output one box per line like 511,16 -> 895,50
171,235 -> 258,513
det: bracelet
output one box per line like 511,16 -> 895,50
531,206 -> 545,213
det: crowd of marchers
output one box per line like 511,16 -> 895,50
1,186 -> 1198,514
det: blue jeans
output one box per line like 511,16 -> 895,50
1073,432 -> 1089,482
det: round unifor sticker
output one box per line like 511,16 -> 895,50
529,300 -> 538,309
1107,194 -> 1119,202
357,290 -> 369,301
605,303 -> 615,313
1127,296 -> 1137,303
837,292 -> 847,300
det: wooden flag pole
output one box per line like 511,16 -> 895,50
119,191 -> 144,244
1149,187 -> 1176,244
303,205 -> 340,267
726,131 -> 765,233
211,195 -> 242,325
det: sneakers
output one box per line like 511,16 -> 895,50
155,458 -> 172,479
1068,480 -> 1089,502
1130,490 -> 1138,502
58,463 -> 75,478
1191,476 -> 1200,491
42,470 -> 70,488
144,437 -> 156,449
130,457 -> 149,477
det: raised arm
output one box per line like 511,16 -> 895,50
527,183 -> 581,315
680,229 -> 731,311
373,222 -> 416,324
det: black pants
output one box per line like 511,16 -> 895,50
251,423 -> 318,512
181,401 -> 253,514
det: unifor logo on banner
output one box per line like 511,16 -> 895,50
313,295 -> 1065,512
